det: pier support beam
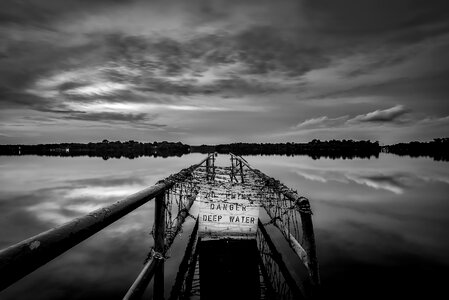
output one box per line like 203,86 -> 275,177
239,160 -> 244,183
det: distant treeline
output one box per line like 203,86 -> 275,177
1,138 -> 448,160
383,138 -> 449,161
0,140 -> 190,159
191,140 -> 381,159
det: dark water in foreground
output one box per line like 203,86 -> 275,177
0,154 -> 448,299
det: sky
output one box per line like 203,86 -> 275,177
1,0 -> 448,145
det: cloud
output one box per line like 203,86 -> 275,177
68,175 -> 146,188
349,105 -> 409,123
63,82 -> 130,97
1,0 -> 449,143
346,174 -> 405,195
300,0 -> 449,41
294,105 -> 412,131
0,0 -> 137,28
60,112 -> 167,130
344,53 -> 411,78
2,28 -> 314,113
294,116 -> 348,129
231,26 -> 330,76
64,111 -> 148,122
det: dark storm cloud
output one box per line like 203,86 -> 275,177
2,0 -> 448,105
102,28 -> 328,83
297,0 -> 449,80
344,54 -> 410,78
307,71 -> 449,112
1,0 -> 449,143
0,0 -> 135,26
301,0 -> 449,38
232,26 -> 329,76
0,37 -> 111,107
1,25 -> 323,114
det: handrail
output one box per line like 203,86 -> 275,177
230,153 -> 309,207
0,154 -> 213,292
230,153 -> 320,286
258,220 -> 304,299
123,190 -> 199,299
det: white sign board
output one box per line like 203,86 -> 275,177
199,199 -> 259,239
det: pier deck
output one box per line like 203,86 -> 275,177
0,154 -> 319,300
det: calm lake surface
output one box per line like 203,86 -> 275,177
0,154 -> 448,299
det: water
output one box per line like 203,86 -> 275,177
0,154 -> 448,299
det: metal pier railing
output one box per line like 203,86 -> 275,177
0,153 -> 320,299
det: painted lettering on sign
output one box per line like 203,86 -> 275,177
209,203 -> 247,211
198,199 -> 259,239
202,214 -> 223,222
200,214 -> 255,224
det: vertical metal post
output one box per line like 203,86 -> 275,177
209,154 -> 213,181
212,153 -> 215,181
230,156 -> 234,183
239,160 -> 244,183
154,192 -> 166,300
299,202 -> 320,286
206,154 -> 210,181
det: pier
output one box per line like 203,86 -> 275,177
0,154 -> 319,299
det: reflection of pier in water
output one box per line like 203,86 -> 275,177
0,154 -> 319,299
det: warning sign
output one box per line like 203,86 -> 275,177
199,199 -> 259,239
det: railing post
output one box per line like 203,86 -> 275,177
124,189 -> 199,300
239,160 -> 244,183
154,192 -> 166,300
230,156 -> 234,183
298,199 -> 320,287
206,153 -> 210,182
211,153 -> 215,181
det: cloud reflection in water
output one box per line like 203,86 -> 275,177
0,155 -> 203,300
244,154 -> 449,299
294,168 -> 407,194
0,154 -> 448,299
